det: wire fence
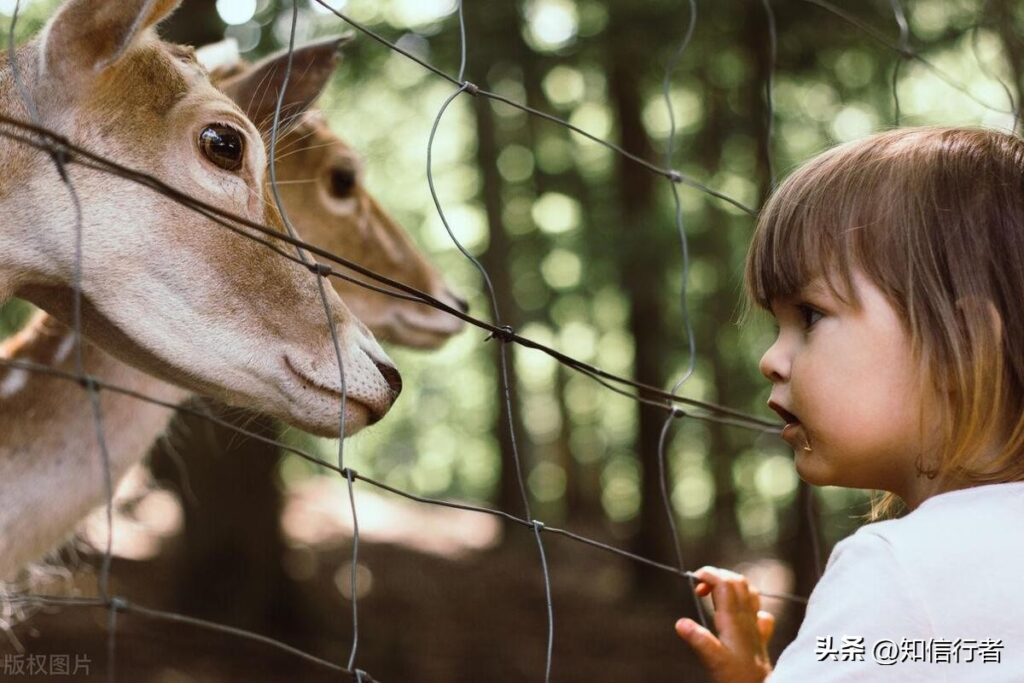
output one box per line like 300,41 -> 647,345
1,0 -> 1019,681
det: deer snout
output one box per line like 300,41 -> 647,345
367,360 -> 401,425
376,360 -> 403,399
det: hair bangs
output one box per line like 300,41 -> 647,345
745,141 -> 904,314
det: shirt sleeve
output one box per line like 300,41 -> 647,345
768,529 -> 940,682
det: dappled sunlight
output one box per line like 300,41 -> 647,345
80,465 -> 183,562
280,476 -> 501,558
524,0 -> 578,51
215,0 -> 256,26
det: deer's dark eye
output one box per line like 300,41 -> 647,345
199,125 -> 244,171
329,167 -> 356,198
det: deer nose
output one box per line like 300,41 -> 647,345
375,360 -> 403,400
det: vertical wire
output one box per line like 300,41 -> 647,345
345,469 -> 361,670
532,521 -> 554,683
655,0 -> 709,632
761,0 -> 778,189
456,0 -> 467,83
430,90 -> 536,512
266,2 -> 361,670
7,2 -> 118,675
426,3 -> 553,678
269,0 -> 348,461
6,2 -> 38,122
107,599 -> 120,683
969,6 -> 1019,132
890,0 -> 910,126
662,0 -> 699,392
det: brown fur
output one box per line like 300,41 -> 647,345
0,0 -> 403,579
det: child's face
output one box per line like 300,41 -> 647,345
759,268 -> 943,508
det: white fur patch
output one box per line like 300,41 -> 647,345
0,368 -> 28,398
51,333 -> 75,365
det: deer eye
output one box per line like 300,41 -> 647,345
199,125 -> 244,171
329,167 -> 356,199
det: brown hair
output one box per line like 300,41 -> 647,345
745,127 -> 1024,520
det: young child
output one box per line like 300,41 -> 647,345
675,127 -> 1024,681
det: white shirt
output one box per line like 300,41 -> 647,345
769,481 -> 1024,681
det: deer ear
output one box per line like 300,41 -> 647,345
218,35 -> 352,135
43,0 -> 181,82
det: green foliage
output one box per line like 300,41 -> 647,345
277,0 -> 1016,544
7,0 -> 1019,554
0,0 -> 60,44
0,299 -> 35,339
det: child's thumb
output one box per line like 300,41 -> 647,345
675,618 -> 726,668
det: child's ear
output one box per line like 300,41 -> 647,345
42,0 -> 181,88
217,35 -> 352,135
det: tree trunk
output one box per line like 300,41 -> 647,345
160,0 -> 222,47
464,1 -> 534,531
604,15 -> 678,595
148,406 -> 302,637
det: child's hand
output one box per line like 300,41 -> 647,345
675,566 -> 775,683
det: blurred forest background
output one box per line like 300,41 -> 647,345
2,0 -> 1022,680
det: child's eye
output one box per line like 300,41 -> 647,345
797,304 -> 823,329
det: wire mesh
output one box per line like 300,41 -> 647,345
1,0 -> 1019,680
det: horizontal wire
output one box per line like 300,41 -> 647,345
2,595 -> 373,681
309,0 -> 757,217
0,114 -> 776,432
0,356 -> 804,605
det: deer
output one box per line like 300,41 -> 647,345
0,0 -> 409,579
203,36 -> 468,348
0,36 -> 468,581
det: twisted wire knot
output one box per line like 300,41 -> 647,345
77,375 -> 100,393
486,325 -> 516,343
308,262 -> 333,277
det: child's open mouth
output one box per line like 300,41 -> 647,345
768,401 -> 806,448
768,400 -> 799,426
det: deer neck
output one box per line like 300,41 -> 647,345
0,311 -> 190,580
0,41 -> 73,305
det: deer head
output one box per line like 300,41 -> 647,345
0,0 -> 400,437
207,37 -> 468,350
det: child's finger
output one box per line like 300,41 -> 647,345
749,585 -> 761,613
675,617 -> 727,669
692,566 -> 755,614
756,610 -> 775,646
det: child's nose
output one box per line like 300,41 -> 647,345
759,338 -> 790,383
